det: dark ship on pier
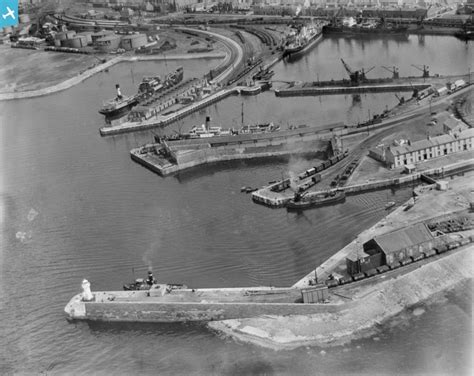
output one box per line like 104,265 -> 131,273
99,84 -> 139,119
99,66 -> 184,121
283,22 -> 324,59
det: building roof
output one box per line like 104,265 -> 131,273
371,223 -> 433,255
444,117 -> 461,128
96,35 -> 122,42
389,128 -> 474,156
122,33 -> 146,40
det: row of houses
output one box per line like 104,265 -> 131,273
82,0 -> 444,13
53,29 -> 148,51
385,128 -> 474,168
369,112 -> 473,169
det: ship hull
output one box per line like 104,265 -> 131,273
284,32 -> 323,60
323,25 -> 408,37
99,67 -> 184,120
98,97 -> 139,119
286,191 -> 346,211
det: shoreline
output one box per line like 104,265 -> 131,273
208,243 -> 473,350
207,173 -> 474,349
0,52 -> 226,102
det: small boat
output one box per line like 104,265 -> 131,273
385,201 -> 396,210
241,186 -> 258,193
123,278 -> 187,291
286,190 -> 346,211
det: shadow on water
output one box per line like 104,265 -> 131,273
84,320 -> 211,336
221,359 -> 276,376
173,152 -> 325,183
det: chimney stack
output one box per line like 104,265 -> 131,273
205,116 -> 211,131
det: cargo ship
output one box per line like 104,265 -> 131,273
323,17 -> 408,36
283,22 -> 323,59
138,66 -> 184,95
161,116 -> 280,141
99,67 -> 184,120
286,190 -> 346,211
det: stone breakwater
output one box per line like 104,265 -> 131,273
208,245 -> 473,350
0,52 -> 226,101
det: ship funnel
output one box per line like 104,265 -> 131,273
205,116 -> 211,131
115,84 -> 122,99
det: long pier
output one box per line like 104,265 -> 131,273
99,87 -> 242,136
130,127 -> 334,176
275,83 -> 431,97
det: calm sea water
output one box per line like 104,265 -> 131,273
0,35 -> 472,375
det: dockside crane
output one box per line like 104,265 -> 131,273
411,64 -> 430,78
418,4 -> 432,28
394,93 -> 405,105
341,58 -> 361,86
341,59 -> 374,85
382,65 -> 399,79
360,66 -> 375,81
408,80 -> 419,99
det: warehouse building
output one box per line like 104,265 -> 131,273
346,223 -> 435,275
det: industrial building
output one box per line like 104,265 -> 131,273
91,30 -> 115,43
346,223 -> 435,275
63,35 -> 89,48
95,34 -> 122,52
121,33 -> 148,50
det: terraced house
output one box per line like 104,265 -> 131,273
384,128 -> 474,169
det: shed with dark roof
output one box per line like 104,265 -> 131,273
363,223 -> 434,266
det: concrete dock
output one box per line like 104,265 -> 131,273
251,158 -> 474,207
100,87 -> 240,136
130,127 -> 334,176
275,83 -> 431,96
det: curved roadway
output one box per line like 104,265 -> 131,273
175,27 -> 244,85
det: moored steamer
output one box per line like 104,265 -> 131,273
283,22 -> 324,60
98,84 -> 139,120
286,190 -> 346,211
99,66 -> 184,121
323,17 -> 408,37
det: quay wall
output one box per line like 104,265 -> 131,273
209,244 -> 473,350
174,139 -> 328,165
251,158 -> 474,207
275,83 -> 430,97
132,138 -> 331,176
84,300 -> 346,323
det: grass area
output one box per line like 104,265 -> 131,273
0,45 -> 99,93
0,28 -> 226,94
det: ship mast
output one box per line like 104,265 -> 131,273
241,102 -> 244,127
